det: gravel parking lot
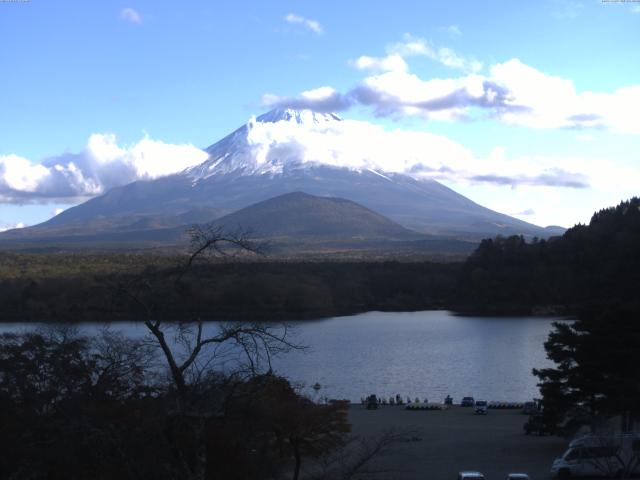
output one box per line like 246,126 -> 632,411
347,405 -> 568,480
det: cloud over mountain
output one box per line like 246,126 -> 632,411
2,109 -> 635,206
205,110 -> 595,191
262,87 -> 352,113
263,36 -> 640,134
0,135 -> 207,204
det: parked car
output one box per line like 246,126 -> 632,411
474,400 -> 488,415
461,396 -> 475,407
506,474 -> 529,480
458,471 -> 485,480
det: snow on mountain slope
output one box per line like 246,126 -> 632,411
9,108 -> 559,241
187,108 -> 345,179
186,107 -> 471,182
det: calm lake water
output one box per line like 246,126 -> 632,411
0,310 -> 564,403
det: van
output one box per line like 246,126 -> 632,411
550,433 -> 640,478
474,400 -> 488,415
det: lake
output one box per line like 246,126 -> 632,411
0,310 -> 565,403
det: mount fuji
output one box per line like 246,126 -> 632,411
1,108 -> 562,249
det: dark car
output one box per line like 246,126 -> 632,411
461,396 -> 475,407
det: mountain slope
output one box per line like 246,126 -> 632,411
2,108 -> 560,244
212,191 -> 420,239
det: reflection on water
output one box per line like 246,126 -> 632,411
0,310 -> 564,402
271,311 -> 563,402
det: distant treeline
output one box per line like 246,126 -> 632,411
0,260 -> 460,322
1,197 -> 638,322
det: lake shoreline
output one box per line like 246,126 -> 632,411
2,311 -> 560,403
0,304 -> 573,324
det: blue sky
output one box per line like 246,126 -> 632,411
1,0 -> 639,230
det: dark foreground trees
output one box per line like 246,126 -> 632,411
0,226 -> 408,479
0,330 -> 168,479
0,330 -> 357,480
530,200 -> 640,436
534,305 -> 640,436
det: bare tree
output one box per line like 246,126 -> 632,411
116,224 -> 300,480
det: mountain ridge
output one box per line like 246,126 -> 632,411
1,108 -> 564,247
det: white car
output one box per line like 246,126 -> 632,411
474,400 -> 488,415
550,433 -> 640,479
458,472 -> 485,480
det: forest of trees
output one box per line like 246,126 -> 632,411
0,259 -> 460,322
457,197 -> 640,314
527,199 -> 640,444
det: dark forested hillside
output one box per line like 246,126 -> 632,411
0,258 -> 460,322
456,197 -> 640,314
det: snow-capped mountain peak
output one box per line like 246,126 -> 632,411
255,108 -> 342,125
22,108 -> 555,242
187,108 -> 344,181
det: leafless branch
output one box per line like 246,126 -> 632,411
176,224 -> 268,283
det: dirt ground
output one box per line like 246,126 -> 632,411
347,404 -> 568,480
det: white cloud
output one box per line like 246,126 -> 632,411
436,47 -> 482,72
268,39 -> 640,134
354,56 -> 640,132
0,222 -> 25,233
0,134 -> 208,204
351,70 -> 491,120
262,86 -> 352,113
284,13 -> 323,34
359,35 -> 483,73
244,116 -> 475,178
120,7 -> 142,24
443,25 -> 462,37
487,60 -> 640,134
352,54 -> 409,74
227,114 -> 637,194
